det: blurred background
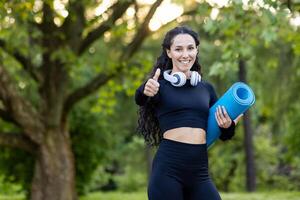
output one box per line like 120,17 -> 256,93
0,0 -> 300,199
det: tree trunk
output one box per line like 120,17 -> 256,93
30,129 -> 77,200
238,60 -> 256,192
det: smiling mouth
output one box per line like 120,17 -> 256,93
179,60 -> 191,64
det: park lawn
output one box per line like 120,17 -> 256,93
81,191 -> 300,200
1,192 -> 299,200
0,195 -> 23,200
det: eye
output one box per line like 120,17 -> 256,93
188,46 -> 195,50
175,48 -> 181,51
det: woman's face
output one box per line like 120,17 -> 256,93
166,34 -> 198,74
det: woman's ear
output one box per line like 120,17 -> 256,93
166,49 -> 171,58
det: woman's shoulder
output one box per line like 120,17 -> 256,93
200,80 -> 217,95
201,80 -> 214,88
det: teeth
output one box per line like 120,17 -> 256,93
180,60 -> 189,64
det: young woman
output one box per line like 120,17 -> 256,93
135,26 -> 242,200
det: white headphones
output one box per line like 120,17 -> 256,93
163,69 -> 201,87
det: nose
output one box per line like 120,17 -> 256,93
182,49 -> 189,58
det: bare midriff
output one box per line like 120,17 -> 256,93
163,127 -> 206,144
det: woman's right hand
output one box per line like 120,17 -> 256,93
143,68 -> 161,97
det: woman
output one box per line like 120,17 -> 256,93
135,26 -> 242,200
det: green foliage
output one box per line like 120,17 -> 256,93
113,136 -> 148,192
285,104 -> 300,169
69,86 -> 145,194
0,147 -> 34,196
210,116 -> 300,191
0,120 -> 34,196
70,97 -> 112,194
115,166 -> 147,192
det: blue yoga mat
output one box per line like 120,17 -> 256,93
206,82 -> 255,148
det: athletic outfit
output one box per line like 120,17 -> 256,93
135,78 -> 235,200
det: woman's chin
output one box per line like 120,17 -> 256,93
180,66 -> 192,72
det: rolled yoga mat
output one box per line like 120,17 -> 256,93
206,82 -> 255,148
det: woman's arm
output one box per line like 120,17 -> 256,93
135,69 -> 161,106
205,81 -> 236,141
135,82 -> 150,106
219,120 -> 236,141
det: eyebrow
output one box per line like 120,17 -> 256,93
174,44 -> 195,48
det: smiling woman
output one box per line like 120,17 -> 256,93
135,26 -> 242,200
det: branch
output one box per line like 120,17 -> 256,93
78,0 -> 134,55
0,108 -> 20,126
63,73 -> 115,118
0,65 -> 43,144
62,5 -> 198,118
121,0 -> 163,60
40,2 -> 56,34
61,1 -> 86,52
121,3 -> 198,60
0,132 -> 37,154
287,0 -> 292,12
0,39 -> 41,82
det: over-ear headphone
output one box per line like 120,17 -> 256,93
163,69 -> 201,87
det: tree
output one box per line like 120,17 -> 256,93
0,0 -> 165,199
239,59 -> 256,191
195,0 -> 299,191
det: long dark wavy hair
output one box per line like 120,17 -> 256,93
137,26 -> 202,147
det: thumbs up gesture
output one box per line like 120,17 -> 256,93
144,68 -> 161,97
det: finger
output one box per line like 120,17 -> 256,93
218,106 -> 225,118
215,112 -> 226,128
145,83 -> 159,94
144,91 -> 153,97
144,86 -> 156,96
222,106 -> 232,126
143,89 -> 153,97
221,106 -> 231,120
153,68 -> 161,81
145,82 -> 156,91
148,79 -> 160,88
215,111 -> 222,127
219,106 -> 230,127
217,106 -> 226,125
150,88 -> 159,95
145,85 -> 158,96
221,106 -> 232,127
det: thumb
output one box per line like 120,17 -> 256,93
153,68 -> 161,81
234,113 -> 244,125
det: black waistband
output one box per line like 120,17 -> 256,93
154,138 -> 208,168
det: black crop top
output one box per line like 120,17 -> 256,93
135,78 -> 235,141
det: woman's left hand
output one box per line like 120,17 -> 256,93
215,106 -> 243,128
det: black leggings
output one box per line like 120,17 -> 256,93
148,138 -> 221,200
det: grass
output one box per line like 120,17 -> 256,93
80,191 -> 300,200
0,196 -> 24,200
1,191 -> 300,200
